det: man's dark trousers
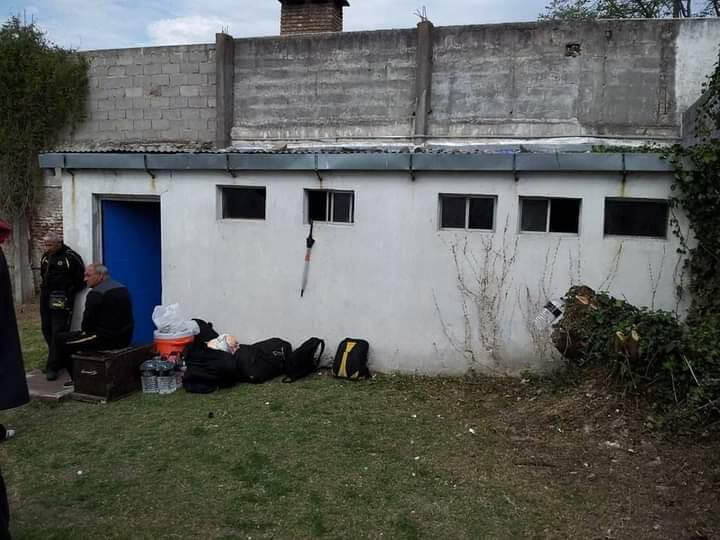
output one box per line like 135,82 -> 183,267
40,294 -> 72,374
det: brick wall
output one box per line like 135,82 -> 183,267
29,178 -> 64,291
66,44 -> 216,146
281,2 -> 343,35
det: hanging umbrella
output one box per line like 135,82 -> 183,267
300,220 -> 315,297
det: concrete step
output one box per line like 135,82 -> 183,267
26,369 -> 74,401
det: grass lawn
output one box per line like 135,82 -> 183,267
1,306 -> 718,539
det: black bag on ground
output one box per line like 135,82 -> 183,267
283,338 -> 324,383
192,319 -> 219,343
332,338 -> 370,380
183,342 -> 243,391
235,338 -> 291,384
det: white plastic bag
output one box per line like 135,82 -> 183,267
152,304 -> 200,335
206,334 -> 239,354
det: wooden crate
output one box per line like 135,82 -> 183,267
71,345 -> 153,402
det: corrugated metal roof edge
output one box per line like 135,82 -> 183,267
37,152 -> 673,173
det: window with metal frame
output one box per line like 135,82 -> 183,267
306,189 -> 354,224
220,186 -> 266,220
604,198 -> 668,238
519,197 -> 581,234
439,194 -> 495,230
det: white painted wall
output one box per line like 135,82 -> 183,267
61,168 -> 689,375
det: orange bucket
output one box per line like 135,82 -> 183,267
153,331 -> 195,356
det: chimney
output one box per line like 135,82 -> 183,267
279,0 -> 349,35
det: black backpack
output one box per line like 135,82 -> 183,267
235,338 -> 292,384
283,338 -> 324,383
332,338 -> 370,380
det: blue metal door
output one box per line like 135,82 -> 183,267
102,200 -> 161,345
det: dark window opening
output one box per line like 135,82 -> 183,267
604,199 -> 668,238
306,189 -> 354,224
440,195 -> 495,230
520,197 -> 581,234
221,186 -> 266,220
520,198 -> 548,232
549,198 -> 581,233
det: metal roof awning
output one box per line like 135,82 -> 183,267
38,151 -> 674,173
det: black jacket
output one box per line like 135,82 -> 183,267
82,278 -> 134,346
0,247 -> 30,411
40,244 -> 84,299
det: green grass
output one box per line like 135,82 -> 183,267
15,302 -> 46,372
2,309 -> 718,539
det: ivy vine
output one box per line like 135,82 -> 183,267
0,15 -> 88,219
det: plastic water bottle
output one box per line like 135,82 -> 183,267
157,361 -> 177,395
535,298 -> 564,326
140,359 -> 159,394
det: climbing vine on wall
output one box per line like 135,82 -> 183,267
0,16 -> 88,219
665,48 -> 720,321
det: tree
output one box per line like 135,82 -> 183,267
0,16 -> 88,219
539,0 -> 720,19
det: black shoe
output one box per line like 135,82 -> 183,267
63,380 -> 74,388
46,370 -> 58,381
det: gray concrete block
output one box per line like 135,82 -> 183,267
115,98 -> 135,109
115,119 -> 134,130
162,63 -> 181,74
133,97 -> 151,108
125,87 -> 143,98
143,109 -> 162,120
199,85 -> 215,96
126,64 -> 144,76
108,66 -> 126,76
108,110 -> 126,120
162,109 -> 181,120
181,109 -> 200,119
116,55 -> 135,66
133,119 -> 151,130
208,97 -> 217,108
199,62 -> 215,74
126,109 -> 143,120
150,96 -> 170,108
170,74 -> 189,86
97,100 -> 116,111
180,63 -> 200,74
170,97 -> 188,108
200,108 -> 216,119
151,119 -> 171,130
188,96 -> 207,108
151,74 -> 170,86
163,86 -> 180,97
208,73 -> 216,85
144,64 -> 162,75
187,73 -> 206,85
180,85 -> 200,97
133,75 -> 153,89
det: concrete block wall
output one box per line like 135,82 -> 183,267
67,44 -> 217,145
430,20 -> 678,139
232,29 -> 417,141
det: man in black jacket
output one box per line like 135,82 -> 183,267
0,219 -> 30,539
40,232 -> 84,381
52,263 -> 134,387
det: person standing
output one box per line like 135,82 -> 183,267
0,219 -> 30,540
39,232 -> 84,381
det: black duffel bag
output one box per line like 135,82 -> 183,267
235,338 -> 292,384
283,338 -> 324,383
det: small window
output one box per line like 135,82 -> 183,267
604,198 -> 668,238
439,195 -> 495,230
519,197 -> 581,234
306,189 -> 354,224
221,186 -> 266,220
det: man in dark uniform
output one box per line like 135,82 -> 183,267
54,263 -> 134,387
39,232 -> 84,381
0,219 -> 30,540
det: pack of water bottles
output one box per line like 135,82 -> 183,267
140,352 -> 185,395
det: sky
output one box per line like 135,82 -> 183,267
1,0 -> 551,51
